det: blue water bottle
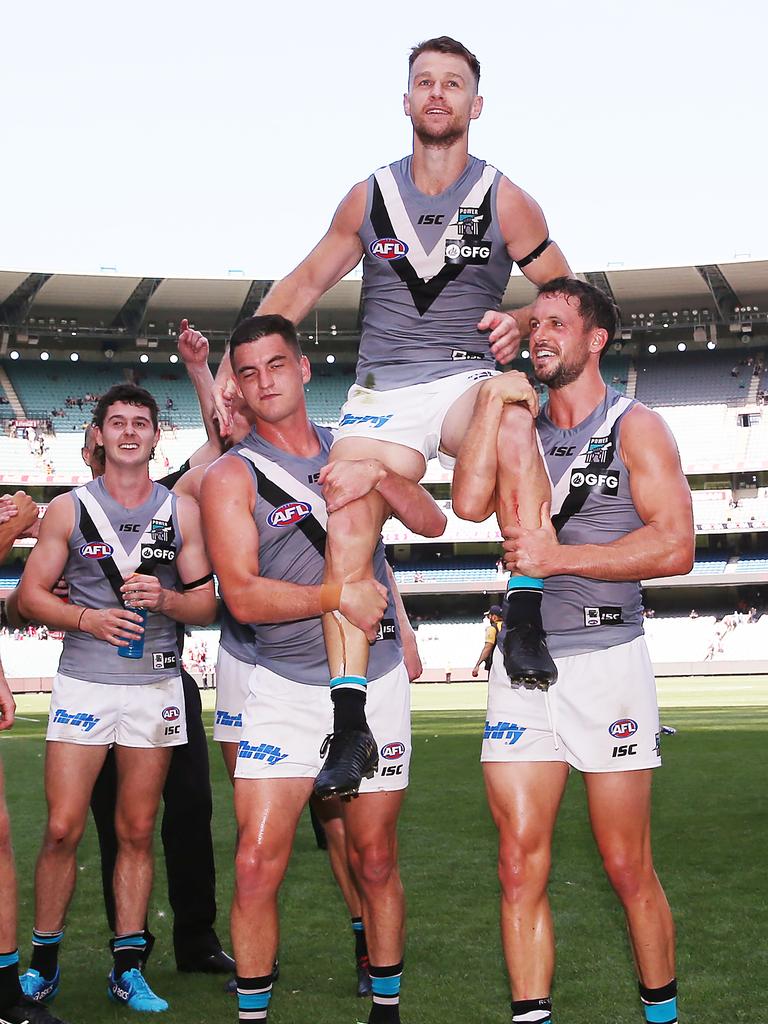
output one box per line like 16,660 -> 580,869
118,605 -> 148,659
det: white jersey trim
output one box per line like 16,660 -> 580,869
74,486 -> 174,580
236,448 -> 329,531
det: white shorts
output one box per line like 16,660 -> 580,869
334,369 -> 498,467
213,648 -> 249,743
235,661 -> 411,791
47,673 -> 187,748
481,636 -> 662,773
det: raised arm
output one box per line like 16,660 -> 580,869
212,183 -> 367,431
120,495 -> 217,626
503,405 -> 694,580
200,454 -> 387,640
175,319 -> 224,467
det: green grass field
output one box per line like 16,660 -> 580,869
2,682 -> 767,1023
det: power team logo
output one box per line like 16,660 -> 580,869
370,237 -> 409,260
267,502 -> 313,528
380,741 -> 406,761
569,469 -> 620,497
79,542 -> 114,560
609,718 -> 638,739
456,207 -> 484,236
585,435 -> 613,466
151,518 -> 172,542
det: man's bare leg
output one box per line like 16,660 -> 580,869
316,436 -> 424,799
232,778 -> 312,1019
25,741 -> 108,991
483,761 -> 568,1009
585,770 -> 678,1021
343,791 -> 405,1023
0,757 -> 23,1011
311,794 -> 371,996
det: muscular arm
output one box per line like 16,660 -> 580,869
385,563 -> 422,681
177,319 -> 224,467
16,496 -> 83,630
320,459 -> 447,537
504,405 -> 694,580
213,184 -> 366,417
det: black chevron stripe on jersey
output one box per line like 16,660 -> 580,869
550,421 -> 620,536
78,501 -> 129,604
253,469 -> 327,558
369,179 -> 493,316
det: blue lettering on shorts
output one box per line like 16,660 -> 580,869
52,709 -> 100,733
216,710 -> 243,728
339,413 -> 394,429
484,720 -> 526,745
237,740 -> 289,765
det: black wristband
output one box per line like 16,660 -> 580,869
517,237 -> 552,269
182,572 -> 214,591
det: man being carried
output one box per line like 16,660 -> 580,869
215,35 -> 572,796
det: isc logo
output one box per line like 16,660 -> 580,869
162,706 -> 180,722
268,502 -> 312,528
141,545 -> 176,562
380,741 -> 406,761
609,718 -> 638,739
369,238 -> 408,260
79,542 -> 114,559
417,214 -> 444,225
612,743 -> 638,758
381,764 -> 403,777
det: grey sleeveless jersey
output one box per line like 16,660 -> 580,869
219,602 -> 258,665
59,477 -> 184,684
227,424 -> 402,685
357,155 -> 513,390
537,388 -> 645,658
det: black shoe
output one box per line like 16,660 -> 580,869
0,997 -> 69,1024
176,948 -> 235,974
356,955 -> 372,998
314,729 -> 378,800
502,621 -> 557,690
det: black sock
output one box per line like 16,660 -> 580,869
331,685 -> 367,732
369,960 -> 403,1023
111,932 -> 147,976
639,978 -> 678,1023
504,588 -> 543,629
0,951 -> 22,1010
237,973 -> 272,1022
29,929 -> 64,979
351,917 -> 368,961
512,996 -> 552,1023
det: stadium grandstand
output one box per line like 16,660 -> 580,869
1,260 -> 767,687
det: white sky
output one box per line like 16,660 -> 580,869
2,0 -> 765,280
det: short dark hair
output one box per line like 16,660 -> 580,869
229,314 -> 302,364
537,277 -> 621,354
93,384 -> 159,431
409,36 -> 480,88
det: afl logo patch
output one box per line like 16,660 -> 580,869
162,706 -> 180,722
370,237 -> 409,260
380,741 -> 406,761
79,542 -> 114,560
267,502 -> 312,528
609,718 -> 638,739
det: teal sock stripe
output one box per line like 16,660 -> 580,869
644,997 -> 677,1023
113,935 -> 146,950
32,931 -> 63,945
506,576 -> 544,591
0,951 -> 19,968
238,991 -> 272,1010
371,975 -> 401,997
352,921 -> 364,932
330,675 -> 367,689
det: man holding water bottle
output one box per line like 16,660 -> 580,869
16,384 -> 217,1014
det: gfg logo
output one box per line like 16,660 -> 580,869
370,238 -> 408,260
445,240 -> 491,264
141,544 -> 176,562
570,470 -> 619,495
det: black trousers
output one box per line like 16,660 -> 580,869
89,668 -> 221,962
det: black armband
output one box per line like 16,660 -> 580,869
517,237 -> 553,269
182,572 -> 214,591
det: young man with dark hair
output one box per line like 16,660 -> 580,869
453,279 -> 693,1024
214,36 -> 572,798
17,384 -> 217,1013
201,314 -> 445,1024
